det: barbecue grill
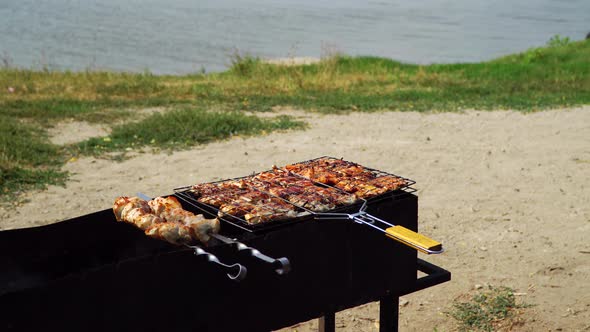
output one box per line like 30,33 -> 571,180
0,157 -> 450,332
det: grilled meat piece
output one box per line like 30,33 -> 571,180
368,175 -> 408,191
192,180 -> 299,225
113,196 -> 219,245
284,158 -> 408,198
113,196 -> 163,230
218,196 -> 298,224
191,182 -> 250,207
248,169 -> 358,210
145,222 -> 193,245
148,196 -> 220,243
334,178 -> 386,198
245,205 -> 298,224
184,158 -> 408,225
218,200 -> 258,218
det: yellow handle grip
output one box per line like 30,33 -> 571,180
385,225 -> 442,254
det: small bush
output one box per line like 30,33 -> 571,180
447,286 -> 532,332
546,34 -> 571,48
229,51 -> 261,77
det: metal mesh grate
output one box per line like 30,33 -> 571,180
174,156 -> 416,232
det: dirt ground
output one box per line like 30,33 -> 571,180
1,108 -> 589,331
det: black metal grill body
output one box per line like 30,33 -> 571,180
0,193 -> 449,332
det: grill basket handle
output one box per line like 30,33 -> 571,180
347,211 -> 444,255
384,225 -> 443,254
322,211 -> 444,254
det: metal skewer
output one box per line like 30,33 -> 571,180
167,190 -> 292,275
137,192 -> 289,276
184,244 -> 247,281
209,233 -> 291,275
136,192 -> 247,281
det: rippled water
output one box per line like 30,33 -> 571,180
0,0 -> 588,74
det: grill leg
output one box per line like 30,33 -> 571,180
319,311 -> 335,332
379,296 -> 399,332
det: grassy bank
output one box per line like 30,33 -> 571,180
1,37 -> 589,201
1,110 -> 305,202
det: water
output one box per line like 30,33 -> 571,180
0,0 -> 588,74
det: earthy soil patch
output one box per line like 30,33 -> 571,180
2,107 -> 589,331
47,107 -> 168,145
48,120 -> 111,145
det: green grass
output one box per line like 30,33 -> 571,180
0,167 -> 68,202
74,109 -> 306,155
0,115 -> 68,199
1,36 -> 589,201
2,38 -> 589,117
0,108 -> 304,202
447,286 -> 532,332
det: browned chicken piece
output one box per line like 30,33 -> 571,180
334,179 -> 387,198
237,190 -> 270,204
284,158 -> 408,199
148,196 -> 220,243
218,200 -> 258,218
192,179 -> 299,224
248,169 -> 358,210
244,167 -> 356,212
284,158 -> 349,174
332,165 -> 367,178
218,195 -> 298,224
368,175 -> 408,191
145,222 -> 193,245
261,182 -> 335,211
292,167 -> 316,181
190,182 -> 225,197
112,196 -> 164,230
311,171 -> 340,186
258,199 -> 299,218
188,158 -> 407,225
113,196 -> 220,245
245,203 -> 298,224
303,185 -> 358,206
191,182 -> 252,207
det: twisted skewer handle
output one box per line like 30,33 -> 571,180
187,245 -> 248,281
212,233 -> 291,275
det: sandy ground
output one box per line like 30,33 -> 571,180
48,120 -> 111,145
264,57 -> 321,66
1,108 -> 589,331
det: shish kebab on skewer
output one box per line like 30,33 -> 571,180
113,195 -> 249,281
113,196 -> 220,245
113,194 -> 291,275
